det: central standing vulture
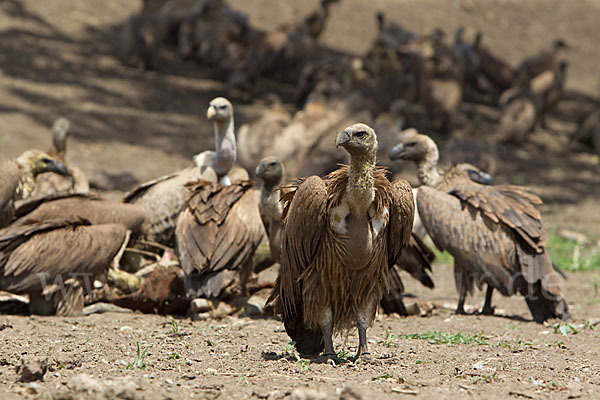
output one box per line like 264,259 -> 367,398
389,131 -> 568,323
269,123 -> 414,362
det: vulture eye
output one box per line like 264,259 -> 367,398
355,131 -> 367,138
219,105 -> 227,110
405,142 -> 416,147
41,157 -> 51,163
269,162 -> 277,167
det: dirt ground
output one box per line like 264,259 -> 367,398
1,0 -> 600,399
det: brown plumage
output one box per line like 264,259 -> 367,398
255,156 -> 287,262
31,118 -> 90,199
474,32 -> 514,92
514,39 -> 568,86
13,193 -> 146,232
0,218 -> 127,316
124,97 -> 242,245
270,123 -> 414,362
175,180 -> 264,300
0,150 -> 70,228
495,87 -> 538,142
389,132 -> 568,323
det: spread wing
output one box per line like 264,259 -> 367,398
176,181 -> 264,298
0,219 -> 127,294
273,176 -> 328,356
14,194 -> 146,232
123,166 -> 216,243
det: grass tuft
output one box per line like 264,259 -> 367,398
546,230 -> 600,272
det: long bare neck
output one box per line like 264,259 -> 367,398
416,147 -> 442,187
346,151 -> 375,214
213,117 -> 236,177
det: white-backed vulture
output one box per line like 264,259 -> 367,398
269,123 -> 414,362
514,39 -> 568,86
494,87 -> 539,143
473,32 -> 514,92
228,0 -> 339,88
13,193 -> 146,233
0,218 -> 127,316
31,118 -> 90,199
0,150 -> 70,228
123,97 -> 245,245
255,156 -> 287,262
389,132 -> 568,323
175,180 -> 264,300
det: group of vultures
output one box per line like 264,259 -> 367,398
4,0 -> 599,363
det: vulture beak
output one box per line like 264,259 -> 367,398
389,144 -> 405,161
207,105 -> 216,120
468,170 -> 493,185
335,130 -> 351,148
255,163 -> 266,177
47,160 -> 71,176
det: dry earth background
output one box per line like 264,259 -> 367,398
1,0 -> 600,399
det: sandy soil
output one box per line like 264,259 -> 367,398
1,0 -> 600,399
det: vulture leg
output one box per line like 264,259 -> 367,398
454,263 -> 470,315
480,285 -> 496,315
350,298 -> 381,365
313,308 -> 345,364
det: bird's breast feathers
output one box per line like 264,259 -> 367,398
330,199 -> 388,238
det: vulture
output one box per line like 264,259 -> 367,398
514,39 -> 568,86
255,156 -> 287,262
175,179 -> 264,300
389,131 -> 568,323
0,218 -> 128,316
124,97 -> 243,245
256,155 -> 434,317
229,0 -> 339,87
474,32 -> 514,93
0,150 -> 70,228
31,118 -> 90,198
269,123 -> 414,362
573,102 -> 600,156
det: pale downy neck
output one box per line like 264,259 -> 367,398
213,117 -> 236,179
346,151 -> 375,215
416,147 -> 442,187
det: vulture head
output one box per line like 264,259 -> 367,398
389,130 -> 438,164
256,156 -> 284,185
207,97 -> 233,123
52,117 -> 71,154
16,150 -> 71,177
335,123 -> 378,158
552,38 -> 569,51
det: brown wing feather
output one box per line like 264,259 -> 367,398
124,166 -> 215,244
176,181 -> 264,299
0,219 -> 126,294
14,195 -> 147,232
273,176 -> 328,356
387,178 -> 415,265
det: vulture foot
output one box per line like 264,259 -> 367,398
479,305 -> 496,316
311,353 -> 347,365
349,353 -> 383,366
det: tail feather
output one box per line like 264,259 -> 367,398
380,265 -> 408,315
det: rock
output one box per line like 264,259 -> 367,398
337,384 -> 365,400
405,301 -> 435,317
291,388 -> 327,400
559,229 -> 588,244
67,373 -> 143,399
191,300 -> 235,320
16,358 -> 48,382
83,302 -> 133,315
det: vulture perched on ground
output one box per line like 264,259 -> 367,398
175,179 -> 264,300
269,123 -> 414,363
256,155 -> 434,316
514,39 -> 568,86
0,218 -> 128,316
31,118 -> 89,199
0,150 -> 70,228
124,97 -> 244,245
255,156 -> 287,263
389,131 -> 568,323
473,32 -> 514,93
